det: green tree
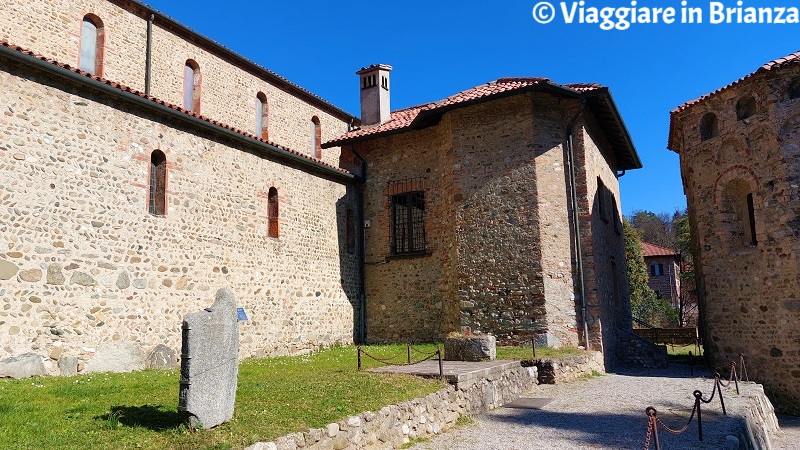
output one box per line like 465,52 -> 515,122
624,219 -> 679,327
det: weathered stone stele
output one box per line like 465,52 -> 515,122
178,288 -> 239,429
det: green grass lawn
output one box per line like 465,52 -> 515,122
0,345 -> 444,450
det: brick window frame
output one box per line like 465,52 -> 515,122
256,92 -> 269,140
79,14 -> 105,76
267,187 -> 279,238
149,150 -> 167,216
700,112 -> 718,141
387,178 -> 427,257
311,116 -> 322,159
183,59 -> 201,112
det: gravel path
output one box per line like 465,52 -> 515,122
409,364 -> 764,450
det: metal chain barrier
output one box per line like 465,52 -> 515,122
641,354 -> 755,449
357,345 -> 444,379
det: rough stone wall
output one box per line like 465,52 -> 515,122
0,56 -> 360,371
671,66 -> 800,412
0,0 -> 351,165
358,123 -> 451,343
449,95 -> 548,340
644,255 -> 680,307
575,112 -> 631,368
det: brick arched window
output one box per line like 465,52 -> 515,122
256,92 -> 269,140
700,112 -> 718,141
736,96 -> 756,120
79,14 -> 104,75
267,187 -> 279,238
311,116 -> 321,159
183,59 -> 201,112
149,150 -> 167,216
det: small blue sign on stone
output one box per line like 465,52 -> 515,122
236,308 -> 248,322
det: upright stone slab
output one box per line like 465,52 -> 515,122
178,289 -> 239,429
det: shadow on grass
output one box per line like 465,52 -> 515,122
96,404 -> 185,431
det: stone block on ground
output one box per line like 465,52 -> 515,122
58,355 -> 79,376
147,344 -> 178,369
178,288 -> 239,429
444,335 -> 496,361
84,342 -> 146,373
0,353 -> 46,379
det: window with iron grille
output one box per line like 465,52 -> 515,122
391,191 -> 426,255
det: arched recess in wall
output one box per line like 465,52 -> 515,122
149,150 -> 167,216
700,112 -> 719,141
720,178 -> 758,250
789,78 -> 800,100
183,59 -> 201,112
267,187 -> 279,238
79,14 -> 104,75
311,116 -> 322,159
736,95 -> 757,121
256,92 -> 269,140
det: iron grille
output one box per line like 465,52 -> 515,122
388,178 -> 427,255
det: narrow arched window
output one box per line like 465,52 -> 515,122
311,116 -> 321,159
256,92 -> 269,140
723,179 -> 757,248
346,208 -> 355,254
700,112 -> 718,141
736,96 -> 756,120
267,187 -> 279,238
149,150 -> 167,216
80,14 -> 104,75
183,60 -> 201,112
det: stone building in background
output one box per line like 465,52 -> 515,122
668,50 -> 800,412
0,0 -> 645,376
641,242 -> 681,309
327,68 -> 643,368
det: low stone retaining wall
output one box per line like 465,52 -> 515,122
530,351 -> 605,384
734,383 -> 779,450
246,362 -> 538,450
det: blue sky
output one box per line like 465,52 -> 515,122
144,0 -> 798,216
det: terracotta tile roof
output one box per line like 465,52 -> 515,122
0,40 -> 350,176
324,77 -> 604,147
672,50 -> 800,114
641,242 -> 679,257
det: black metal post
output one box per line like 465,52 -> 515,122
357,346 -> 362,371
438,347 -> 444,380
732,362 -> 740,395
740,354 -> 749,382
646,407 -> 661,450
689,351 -> 693,376
694,390 -> 703,441
407,344 -> 411,365
716,377 -> 727,415
532,335 -> 537,359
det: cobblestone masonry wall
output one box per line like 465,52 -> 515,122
0,0 -> 351,164
356,93 -> 628,352
671,66 -> 800,412
0,55 -> 360,371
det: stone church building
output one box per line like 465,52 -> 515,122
0,0 -> 641,374
669,50 -> 800,412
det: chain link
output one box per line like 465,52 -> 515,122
360,347 -> 439,367
643,416 -> 653,450
655,402 -> 696,435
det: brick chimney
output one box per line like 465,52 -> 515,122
357,64 -> 392,126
